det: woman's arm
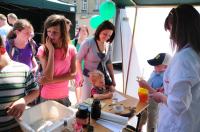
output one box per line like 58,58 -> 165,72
107,63 -> 116,86
75,86 -> 82,103
150,92 -> 167,104
76,59 -> 83,86
52,54 -> 76,82
41,54 -> 76,84
93,92 -> 113,100
76,39 -> 91,86
31,56 -> 39,74
38,42 -> 55,81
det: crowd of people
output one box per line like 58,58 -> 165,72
0,12 -> 116,131
0,3 -> 200,132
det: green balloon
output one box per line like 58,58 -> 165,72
90,15 -> 105,29
99,1 -> 116,20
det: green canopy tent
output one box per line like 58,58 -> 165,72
0,0 -> 76,44
114,0 -> 200,7
0,0 -> 75,12
112,0 -> 200,95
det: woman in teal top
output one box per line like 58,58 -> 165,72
71,25 -> 89,103
72,25 -> 89,51
72,25 -> 89,68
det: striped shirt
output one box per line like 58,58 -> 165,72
0,61 -> 39,131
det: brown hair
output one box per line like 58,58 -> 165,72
42,14 -> 71,58
164,4 -> 200,53
94,21 -> 115,43
75,25 -> 89,38
7,19 -> 33,40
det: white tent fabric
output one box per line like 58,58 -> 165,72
114,7 -> 174,98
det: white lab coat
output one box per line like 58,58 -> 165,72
158,47 -> 200,132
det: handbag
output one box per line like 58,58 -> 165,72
97,61 -> 112,86
95,39 -> 112,86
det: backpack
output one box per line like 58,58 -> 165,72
8,39 -> 37,59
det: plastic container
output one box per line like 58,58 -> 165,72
18,101 -> 75,132
138,87 -> 149,102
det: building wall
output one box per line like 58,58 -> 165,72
67,0 -> 105,37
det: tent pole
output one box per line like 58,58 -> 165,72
118,9 -> 125,94
125,2 -> 138,95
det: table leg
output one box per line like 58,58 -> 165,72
135,113 -> 141,132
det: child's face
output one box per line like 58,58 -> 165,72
154,64 -> 167,72
94,77 -> 105,88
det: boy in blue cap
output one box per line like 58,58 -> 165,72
139,53 -> 171,132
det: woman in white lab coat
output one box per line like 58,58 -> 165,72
138,4 -> 200,132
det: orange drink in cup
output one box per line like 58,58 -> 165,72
138,87 -> 149,102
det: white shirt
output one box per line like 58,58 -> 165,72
0,24 -> 12,44
158,47 -> 200,132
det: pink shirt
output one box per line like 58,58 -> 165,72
37,44 -> 76,99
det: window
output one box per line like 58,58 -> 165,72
81,0 -> 88,13
95,0 -> 100,10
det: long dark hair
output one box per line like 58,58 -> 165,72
94,21 -> 115,43
164,4 -> 200,53
42,14 -> 71,58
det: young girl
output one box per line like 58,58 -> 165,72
37,14 -> 76,106
89,70 -> 113,100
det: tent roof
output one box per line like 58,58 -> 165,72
1,0 -> 76,12
113,0 -> 200,7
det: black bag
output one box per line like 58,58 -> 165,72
97,62 -> 112,86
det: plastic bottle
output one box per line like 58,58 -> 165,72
91,99 -> 101,120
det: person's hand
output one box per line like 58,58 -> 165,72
156,87 -> 164,93
31,67 -> 37,75
78,75 -> 84,87
112,79 -> 116,87
7,98 -> 26,118
149,92 -> 166,103
46,37 -> 54,52
137,79 -> 150,90
109,85 -> 115,92
107,92 -> 113,98
38,76 -> 49,84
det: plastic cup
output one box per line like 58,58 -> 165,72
138,87 -> 149,102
